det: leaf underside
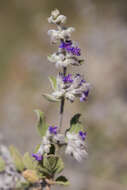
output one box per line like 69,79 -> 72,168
34,109 -> 49,137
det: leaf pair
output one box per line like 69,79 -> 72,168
40,155 -> 64,177
9,146 -> 38,172
9,146 -> 24,172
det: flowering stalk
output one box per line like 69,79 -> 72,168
7,9 -> 91,190
59,66 -> 66,131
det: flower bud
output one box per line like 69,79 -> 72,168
22,170 -> 39,183
51,9 -> 60,18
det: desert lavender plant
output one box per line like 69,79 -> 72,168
0,9 -> 90,190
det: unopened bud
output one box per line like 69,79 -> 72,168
22,170 -> 39,183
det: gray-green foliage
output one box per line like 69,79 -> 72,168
34,110 -> 49,137
55,176 -> 69,185
9,146 -> 24,172
5,9 -> 90,189
42,155 -> 64,176
23,152 -> 38,170
49,76 -> 57,90
68,113 -> 85,134
0,156 -> 5,172
43,93 -> 60,102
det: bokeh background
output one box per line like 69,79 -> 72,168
0,0 -> 127,189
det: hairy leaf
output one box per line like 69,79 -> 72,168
34,110 -> 49,137
0,157 -> 5,172
42,93 -> 60,102
43,156 -> 51,171
55,176 -> 69,185
39,167 -> 51,175
42,155 -> 64,176
9,146 -> 24,172
68,113 -> 84,134
54,157 -> 64,174
23,152 -> 38,170
49,76 -> 57,90
16,181 -> 30,188
33,144 -> 41,154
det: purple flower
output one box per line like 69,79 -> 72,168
63,74 -> 73,83
59,41 -> 72,48
49,126 -> 58,135
67,46 -> 81,56
59,41 -> 81,56
80,79 -> 86,85
32,153 -> 43,161
79,131 -> 87,141
80,90 -> 89,102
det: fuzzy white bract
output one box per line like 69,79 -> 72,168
37,136 -> 51,155
48,52 -> 82,67
65,132 -> 88,162
48,27 -> 75,43
51,74 -> 90,102
48,9 -> 67,25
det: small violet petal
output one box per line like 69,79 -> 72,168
79,131 -> 87,141
59,41 -> 81,56
32,153 -> 43,161
63,74 -> 73,83
49,126 -> 58,135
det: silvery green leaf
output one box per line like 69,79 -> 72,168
0,157 -> 5,172
48,156 -> 58,171
16,181 -> 30,188
43,155 -> 57,174
39,167 -> 51,175
55,176 -> 69,186
49,76 -> 57,90
42,155 -> 64,175
33,144 -> 41,154
23,152 -> 38,170
54,157 -> 64,174
69,123 -> 84,134
42,93 -> 60,102
9,146 -> 24,172
34,110 -> 49,137
68,113 -> 84,134
43,156 -> 51,171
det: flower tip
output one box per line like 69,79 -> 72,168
32,153 -> 43,161
49,125 -> 58,135
51,9 -> 60,18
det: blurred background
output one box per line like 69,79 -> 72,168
0,0 -> 127,189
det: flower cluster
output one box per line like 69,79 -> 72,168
32,124 -> 88,162
51,73 -> 90,102
48,9 -> 66,25
66,132 -> 88,162
59,41 -> 81,56
7,9 -> 91,190
48,52 -> 83,67
33,9 -> 90,165
32,126 -> 59,161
